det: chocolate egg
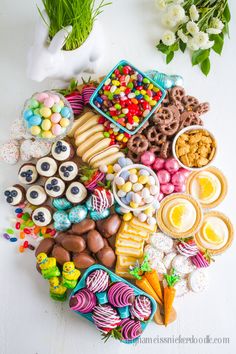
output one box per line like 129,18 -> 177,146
35,238 -> 55,256
87,230 -> 105,253
73,253 -> 96,269
61,235 -> 86,253
71,219 -> 95,235
96,214 -> 121,238
55,232 -> 68,244
51,244 -> 70,265
96,247 -> 116,268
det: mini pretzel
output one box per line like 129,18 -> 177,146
179,111 -> 200,130
148,142 -> 161,154
152,107 -> 174,125
169,105 -> 180,122
170,86 -> 186,102
138,121 -> 149,134
159,120 -> 179,136
182,95 -> 199,110
146,126 -> 167,145
127,134 -> 149,153
127,150 -> 141,163
194,102 -> 210,115
160,141 -> 171,159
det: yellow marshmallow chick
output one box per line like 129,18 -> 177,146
49,277 -> 67,301
62,262 -> 81,289
36,252 -> 60,279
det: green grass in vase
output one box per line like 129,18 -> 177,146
38,0 -> 111,51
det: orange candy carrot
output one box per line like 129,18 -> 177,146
144,269 -> 163,302
136,277 -> 162,305
163,269 -> 180,326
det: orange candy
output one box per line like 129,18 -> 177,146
19,245 -> 25,253
20,231 -> 25,239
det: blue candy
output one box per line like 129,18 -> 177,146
139,169 -> 149,176
23,109 -> 33,121
118,157 -> 127,167
15,208 -> 23,213
120,196 -> 129,205
120,170 -> 130,181
53,211 -> 71,231
61,107 -> 71,118
125,158 -> 133,166
96,96 -> 103,104
69,205 -> 88,223
52,198 -> 72,211
9,237 -> 18,242
90,208 -> 110,221
28,114 -> 42,126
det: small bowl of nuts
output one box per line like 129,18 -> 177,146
172,125 -> 217,171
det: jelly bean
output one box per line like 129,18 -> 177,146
33,226 -> 40,235
23,228 -> 31,234
15,208 -> 23,214
3,233 -> 10,240
27,221 -> 35,227
41,227 -> 47,234
28,244 -> 35,251
6,228 -> 14,235
50,229 -> 56,236
20,231 -> 25,239
22,213 -> 30,221
17,212 -> 23,218
15,222 -> 21,230
10,237 -> 17,242
19,245 -> 25,253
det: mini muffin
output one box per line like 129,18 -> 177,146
32,206 -> 53,227
18,163 -> 38,185
51,140 -> 75,161
45,177 -> 65,198
58,161 -> 78,182
4,184 -> 26,206
66,182 -> 87,204
26,185 -> 47,206
36,157 -> 58,177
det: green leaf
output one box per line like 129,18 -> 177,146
170,42 -> 179,52
179,40 -> 187,53
156,42 -> 170,54
223,3 -> 231,23
166,51 -> 174,64
223,22 -> 230,37
212,34 -> 224,55
191,49 -> 210,66
201,58 -> 211,76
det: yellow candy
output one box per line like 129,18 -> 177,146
42,130 -> 53,139
123,137 -> 128,143
130,202 -> 139,208
122,182 -> 132,193
116,133 -> 124,141
40,107 -> 51,118
60,118 -> 70,128
133,116 -> 139,123
148,84 -> 154,90
150,100 -> 157,106
41,119 -> 51,131
114,131 -> 118,135
129,169 -> 137,174
141,90 -> 146,95
138,175 -> 149,184
59,100 -> 64,108
120,86 -> 126,92
144,206 -> 154,215
123,212 -> 133,221
109,129 -> 113,134
30,125 -> 41,136
107,165 -> 114,174
112,80 -> 120,86
153,87 -> 160,93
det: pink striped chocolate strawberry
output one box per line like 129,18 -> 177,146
92,304 -> 122,342
65,91 -> 84,115
82,82 -> 97,105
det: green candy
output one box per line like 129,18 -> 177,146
127,82 -> 134,89
103,132 -> 110,138
143,78 -> 150,84
6,228 -> 14,235
22,213 -> 30,221
29,98 -> 39,109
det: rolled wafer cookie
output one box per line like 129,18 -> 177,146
75,125 -> 104,146
76,132 -> 104,157
74,115 -> 100,137
92,152 -> 124,169
67,111 -> 95,137
88,145 -> 119,166
82,138 -> 111,162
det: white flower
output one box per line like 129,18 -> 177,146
187,37 -> 200,51
177,29 -> 188,43
155,0 -> 167,10
181,15 -> 189,24
189,4 -> 199,22
167,4 -> 185,23
174,0 -> 184,4
162,30 -> 176,46
211,17 -> 224,30
206,28 -> 221,35
200,40 -> 214,50
161,13 -> 177,28
186,21 -> 199,35
193,31 -> 209,48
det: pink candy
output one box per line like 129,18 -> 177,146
157,169 -> 171,184
51,113 -> 61,123
140,151 -> 155,166
165,157 -> 179,173
161,183 -> 175,195
171,171 -> 185,186
152,157 -> 165,171
34,92 -> 49,102
44,96 -> 54,108
52,124 -> 62,136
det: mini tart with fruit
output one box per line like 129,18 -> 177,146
157,193 -> 203,238
186,167 -> 227,209
194,211 -> 234,255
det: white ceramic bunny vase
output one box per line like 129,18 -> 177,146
27,11 -> 104,82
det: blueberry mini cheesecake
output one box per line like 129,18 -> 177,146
26,185 -> 47,206
32,206 -> 52,227
51,140 -> 75,162
59,161 -> 78,181
4,184 -> 26,206
18,163 -> 38,185
66,181 -> 87,204
45,177 -> 65,198
36,157 -> 57,177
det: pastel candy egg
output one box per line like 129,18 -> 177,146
129,174 -> 138,183
125,191 -> 134,203
106,173 -> 114,181
132,193 -> 142,204
59,100 -> 64,108
50,93 -> 60,103
44,96 -> 54,108
90,208 -> 110,221
113,163 -> 121,173
148,176 -> 156,186
129,169 -> 137,174
99,165 -> 108,173
144,206 -> 154,215
40,107 -> 51,118
29,115 -> 42,126
121,197 -> 129,205
34,92 -> 49,102
138,175 -> 149,184
125,158 -> 133,166
23,109 -> 33,121
60,118 -> 70,128
52,124 -> 62,136
115,176 -> 125,186
132,183 -> 143,192
33,108 -> 40,116
139,169 -> 149,176
52,104 -> 62,113
117,190 -> 126,198
150,185 -> 159,195
30,125 -> 41,136
122,182 -> 132,193
123,212 -> 133,221
42,131 -> 53,139
147,216 -> 156,225
61,107 -> 70,118
41,119 -> 52,131
138,213 -> 147,222
118,157 -> 127,167
120,170 -> 130,181
130,201 -> 138,208
51,113 -> 61,123
142,188 -> 150,198
29,98 -> 39,108
144,196 -> 154,204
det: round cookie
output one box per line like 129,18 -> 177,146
51,140 -> 75,161
66,182 -> 87,204
172,255 -> 195,275
59,161 -> 78,182
32,206 -> 52,227
188,269 -> 207,293
45,177 -> 65,198
18,163 -> 38,185
36,157 -> 57,177
26,185 -> 47,206
4,184 -> 26,206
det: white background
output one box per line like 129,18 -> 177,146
0,0 -> 235,353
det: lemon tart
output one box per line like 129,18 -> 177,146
194,211 -> 233,255
157,193 -> 203,238
186,167 -> 227,209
